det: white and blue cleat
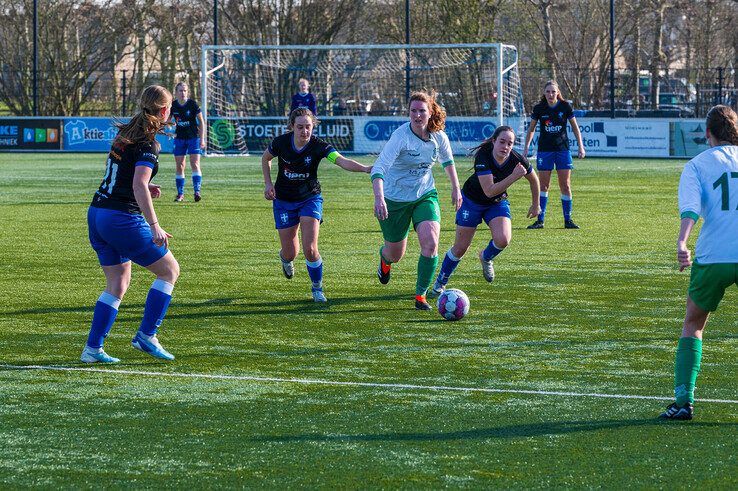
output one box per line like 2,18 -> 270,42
80,346 -> 120,364
311,288 -> 328,303
131,331 -> 175,361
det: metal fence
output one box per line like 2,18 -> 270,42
1,67 -> 735,118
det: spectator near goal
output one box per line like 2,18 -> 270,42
290,78 -> 318,116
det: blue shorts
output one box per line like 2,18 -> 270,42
88,207 -> 168,267
456,194 -> 511,228
173,137 -> 202,156
537,151 -> 573,171
273,194 -> 324,229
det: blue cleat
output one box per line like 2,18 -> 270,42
131,332 -> 175,361
80,346 -> 120,364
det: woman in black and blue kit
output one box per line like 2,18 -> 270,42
523,80 -> 585,229
430,126 -> 540,296
170,81 -> 206,202
262,108 -> 371,302
82,85 -> 180,364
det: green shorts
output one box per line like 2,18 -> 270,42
688,262 -> 738,312
379,189 -> 441,242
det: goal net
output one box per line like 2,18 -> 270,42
201,44 -> 524,156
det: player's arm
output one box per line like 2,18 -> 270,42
477,164 -> 527,198
261,148 -> 276,200
569,116 -> 585,158
371,131 -> 403,220
524,168 -> 541,218
677,217 -> 696,272
329,151 -> 371,173
438,133 -> 461,211
197,112 -> 206,149
443,163 -> 462,211
523,118 -> 537,157
677,162 -> 701,271
132,166 -> 171,248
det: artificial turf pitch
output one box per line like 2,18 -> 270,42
0,153 -> 736,487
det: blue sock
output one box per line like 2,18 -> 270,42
306,257 -> 323,290
539,192 -> 548,222
139,279 -> 174,336
482,240 -> 504,261
192,171 -> 202,193
86,292 -> 121,349
437,249 -> 461,286
175,175 -> 185,195
562,194 -> 573,221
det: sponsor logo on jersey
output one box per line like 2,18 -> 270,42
284,169 -> 309,179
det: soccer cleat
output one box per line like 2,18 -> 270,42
280,254 -> 294,279
658,402 -> 694,420
427,280 -> 445,299
479,251 -> 495,283
377,257 -> 391,285
527,219 -> 544,229
131,332 -> 175,361
564,219 -> 580,229
194,192 -> 202,202
80,346 -> 120,364
312,288 -> 328,303
415,295 -> 432,311
174,194 -> 184,202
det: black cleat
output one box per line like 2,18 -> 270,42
658,402 -> 693,420
377,258 -> 391,284
564,219 -> 580,229
415,296 -> 432,311
194,191 -> 202,202
527,220 -> 544,229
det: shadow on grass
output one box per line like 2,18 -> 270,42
4,294 -> 417,320
243,418 -> 736,443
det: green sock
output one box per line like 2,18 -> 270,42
416,254 -> 438,296
674,336 -> 702,406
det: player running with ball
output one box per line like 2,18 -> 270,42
372,90 -> 462,311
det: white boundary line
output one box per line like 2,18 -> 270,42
2,364 -> 737,404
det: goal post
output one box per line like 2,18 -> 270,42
201,43 -> 525,156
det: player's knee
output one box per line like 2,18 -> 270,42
451,243 -> 469,258
495,236 -> 510,249
303,246 -> 320,262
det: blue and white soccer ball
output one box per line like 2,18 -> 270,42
437,288 -> 470,321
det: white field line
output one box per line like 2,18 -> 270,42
1,364 -> 737,404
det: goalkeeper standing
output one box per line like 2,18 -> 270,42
659,105 -> 738,420
371,90 -> 462,310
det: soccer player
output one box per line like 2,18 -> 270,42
429,126 -> 540,295
372,90 -> 462,310
290,78 -> 318,116
262,108 -> 370,302
659,105 -> 738,420
523,80 -> 585,229
82,85 -> 180,363
169,82 -> 206,202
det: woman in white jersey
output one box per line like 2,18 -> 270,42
659,105 -> 738,420
371,90 -> 462,310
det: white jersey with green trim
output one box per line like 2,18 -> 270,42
371,122 -> 454,202
678,144 -> 738,263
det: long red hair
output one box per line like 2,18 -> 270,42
409,90 -> 446,132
